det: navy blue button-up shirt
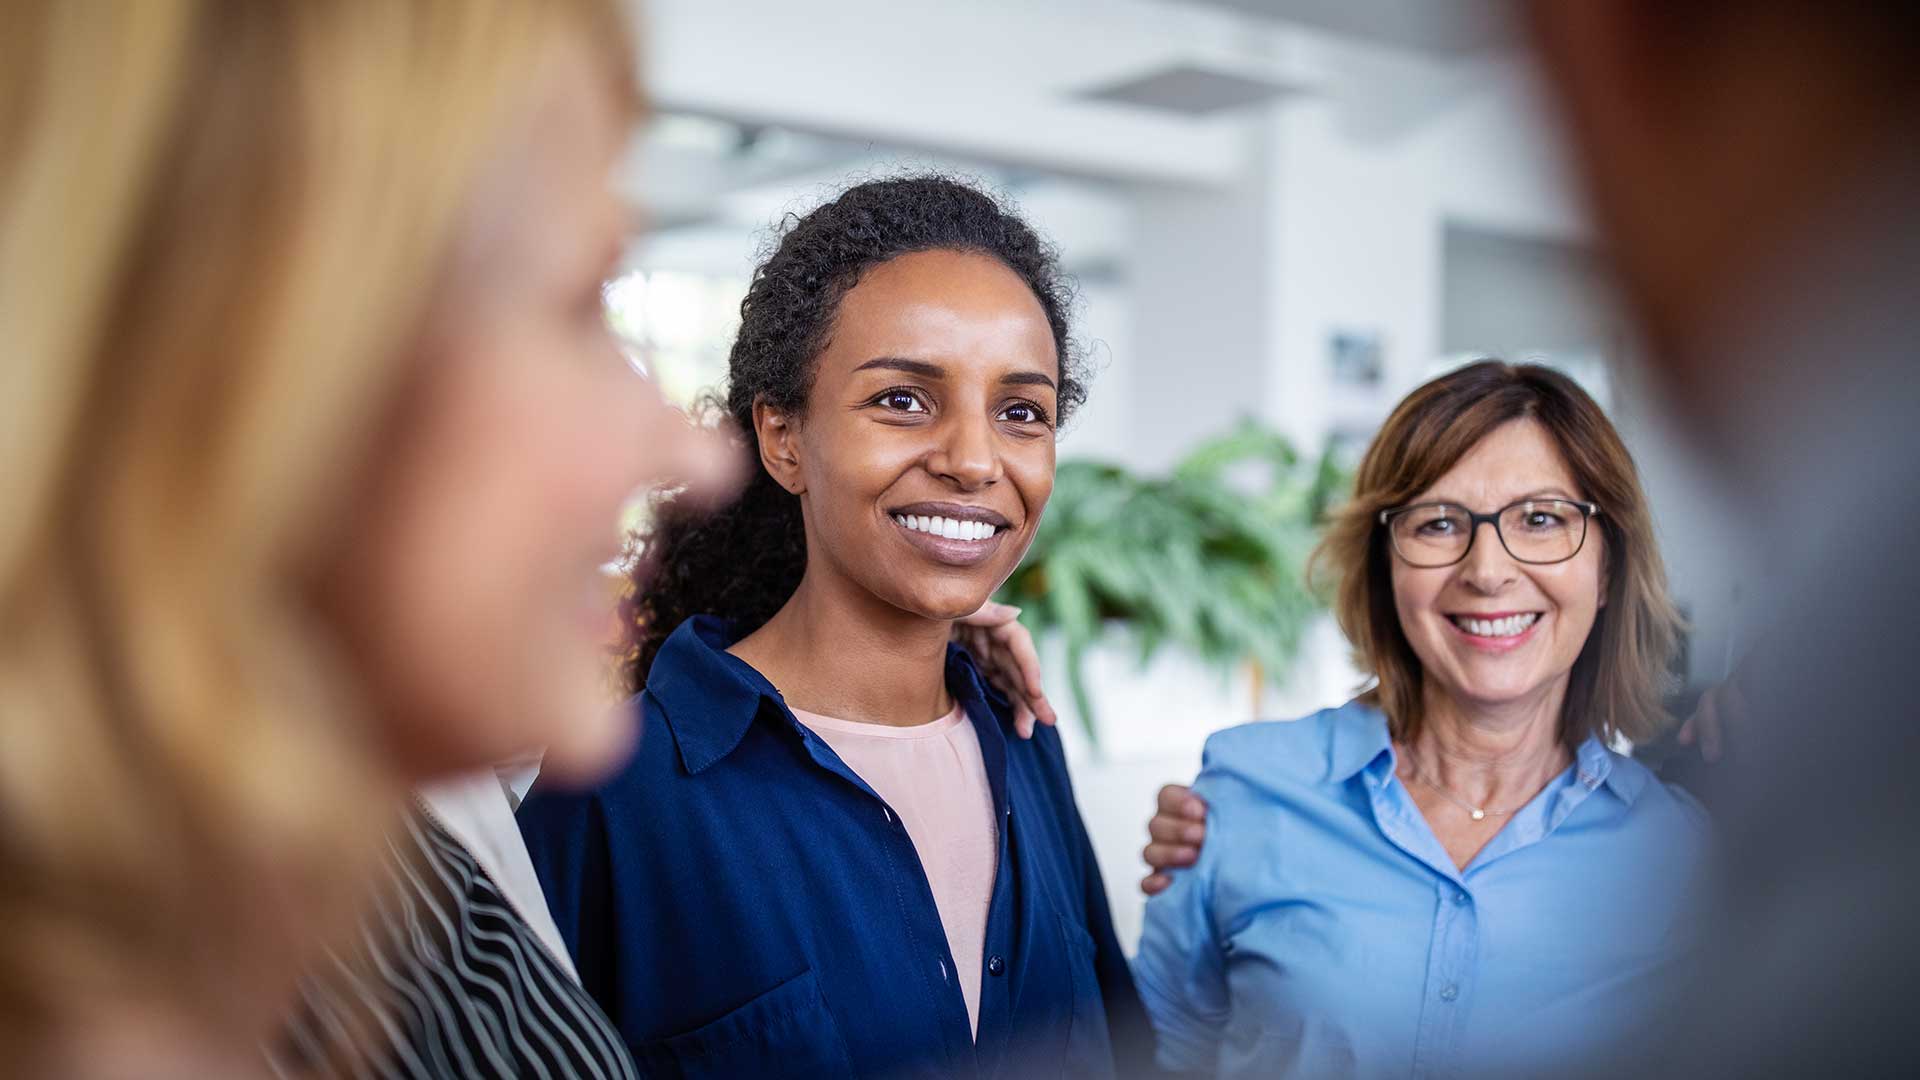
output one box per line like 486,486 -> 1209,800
518,617 -> 1153,1078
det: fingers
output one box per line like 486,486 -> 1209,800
1142,842 -> 1198,872
960,607 -> 1057,734
968,632 -> 995,675
989,618 -> 1055,728
1013,698 -> 1036,740
959,600 -> 1022,628
1141,782 -> 1207,890
1156,783 -> 1206,821
1148,815 -> 1205,846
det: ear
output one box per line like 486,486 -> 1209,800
753,399 -> 806,495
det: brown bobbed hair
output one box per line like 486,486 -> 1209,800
1312,360 -> 1683,747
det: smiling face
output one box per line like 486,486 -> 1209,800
328,34 -> 733,781
1390,418 -> 1608,717
757,248 -> 1060,622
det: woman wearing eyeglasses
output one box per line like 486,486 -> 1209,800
1131,361 -> 1710,1078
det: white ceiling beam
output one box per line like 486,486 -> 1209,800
635,0 -> 1315,187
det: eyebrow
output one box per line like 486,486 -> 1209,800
852,356 -> 1057,390
853,357 -> 943,378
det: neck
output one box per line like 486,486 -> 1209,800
1401,681 -> 1571,807
729,564 -> 955,728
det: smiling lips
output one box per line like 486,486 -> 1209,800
1446,611 -> 1543,650
889,504 -> 1011,567
894,513 -> 999,541
1450,612 -> 1539,637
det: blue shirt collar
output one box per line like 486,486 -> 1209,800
1575,734 -> 1647,804
645,615 -> 1012,776
1326,699 -> 1646,805
1328,702 -> 1395,784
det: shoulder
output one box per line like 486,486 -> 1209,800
391,807 -> 484,903
1197,700 -> 1387,794
1003,716 -> 1078,814
1607,751 -> 1713,841
520,694 -> 663,825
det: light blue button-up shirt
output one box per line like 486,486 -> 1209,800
1134,701 -> 1710,1078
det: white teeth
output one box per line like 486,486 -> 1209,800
895,514 -> 1001,542
1453,613 -> 1540,638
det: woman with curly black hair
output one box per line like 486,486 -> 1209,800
518,175 -> 1154,1078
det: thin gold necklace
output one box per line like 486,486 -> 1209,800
1406,768 -> 1525,822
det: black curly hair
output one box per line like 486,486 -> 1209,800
621,174 -> 1088,689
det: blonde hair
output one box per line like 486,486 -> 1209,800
1312,361 -> 1684,747
0,0 -> 638,1061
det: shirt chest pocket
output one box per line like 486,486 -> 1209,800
632,968 -> 854,1079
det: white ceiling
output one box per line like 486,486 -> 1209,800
619,0 -> 1516,276
1164,0 -> 1512,57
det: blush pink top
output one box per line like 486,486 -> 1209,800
791,703 -> 999,1038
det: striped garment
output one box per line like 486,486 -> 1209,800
274,803 -> 637,1079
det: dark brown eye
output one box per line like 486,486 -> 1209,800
877,390 -> 927,413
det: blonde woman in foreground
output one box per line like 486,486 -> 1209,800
0,2 -> 727,1075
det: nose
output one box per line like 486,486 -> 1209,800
1455,517 -> 1518,594
927,411 -> 1002,490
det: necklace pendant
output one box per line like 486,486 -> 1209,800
1470,809 -> 1486,821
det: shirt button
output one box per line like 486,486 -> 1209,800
1453,890 -> 1470,906
987,955 -> 1006,976
1439,984 -> 1460,1002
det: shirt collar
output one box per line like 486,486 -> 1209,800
1328,701 -> 1395,784
644,616 -> 778,774
1574,735 -> 1646,805
646,615 -> 1013,776
414,773 -> 578,980
1326,699 -> 1647,805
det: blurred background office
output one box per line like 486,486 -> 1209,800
601,0 -> 1756,946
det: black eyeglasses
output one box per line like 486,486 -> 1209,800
1377,498 -> 1601,568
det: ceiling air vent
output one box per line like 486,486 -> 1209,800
1075,63 -> 1300,116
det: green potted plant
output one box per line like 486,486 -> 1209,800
997,419 -> 1347,741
